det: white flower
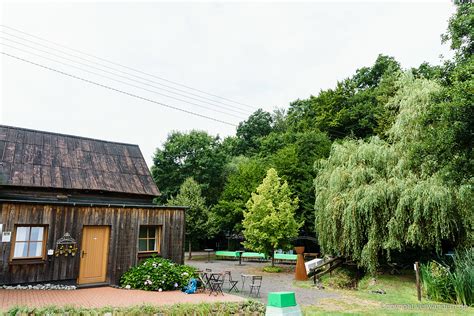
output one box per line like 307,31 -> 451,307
174,283 -> 178,288
158,263 -> 162,266
125,285 -> 131,289
144,279 -> 153,285
162,280 -> 164,283
158,288 -> 162,292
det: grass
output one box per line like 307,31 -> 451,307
263,266 -> 283,273
5,300 -> 265,316
296,269 -> 474,315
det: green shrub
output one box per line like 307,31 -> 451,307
120,256 -> 197,291
263,266 -> 282,273
8,301 -> 266,315
420,261 -> 455,303
421,249 -> 473,306
450,249 -> 473,306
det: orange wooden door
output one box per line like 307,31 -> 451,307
78,226 -> 110,284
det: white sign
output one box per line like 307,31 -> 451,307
413,263 -> 417,271
47,249 -> 54,256
2,231 -> 11,242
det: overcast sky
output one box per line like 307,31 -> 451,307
0,0 -> 455,166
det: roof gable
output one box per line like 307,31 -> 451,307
0,125 -> 160,197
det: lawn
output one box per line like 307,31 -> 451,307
296,270 -> 473,315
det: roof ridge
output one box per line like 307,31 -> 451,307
0,124 -> 140,147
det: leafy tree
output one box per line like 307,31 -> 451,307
243,168 -> 302,266
151,130 -> 228,205
235,109 -> 273,155
314,75 -> 473,273
261,130 -> 331,233
442,3 -> 474,60
410,56 -> 473,185
168,177 -> 208,260
208,156 -> 267,237
286,54 -> 401,139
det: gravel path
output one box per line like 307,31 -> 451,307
186,256 -> 339,306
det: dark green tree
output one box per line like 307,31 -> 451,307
286,54 -> 401,139
442,3 -> 474,60
168,177 -> 208,260
260,130 -> 331,233
235,109 -> 273,155
151,130 -> 228,205
209,156 -> 268,237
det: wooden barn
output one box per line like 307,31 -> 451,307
0,125 -> 185,286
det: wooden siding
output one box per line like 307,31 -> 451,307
0,203 -> 185,285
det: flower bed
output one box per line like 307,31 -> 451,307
120,257 -> 197,291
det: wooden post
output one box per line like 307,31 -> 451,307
415,261 -> 421,301
294,246 -> 307,281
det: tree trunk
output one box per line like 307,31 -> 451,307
271,253 -> 275,267
188,240 -> 192,260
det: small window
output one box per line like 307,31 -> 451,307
12,226 -> 47,260
138,226 -> 161,253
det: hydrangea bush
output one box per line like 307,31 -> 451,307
120,256 -> 197,291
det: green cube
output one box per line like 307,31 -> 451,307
267,292 -> 297,308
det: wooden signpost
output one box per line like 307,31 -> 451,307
414,261 -> 421,301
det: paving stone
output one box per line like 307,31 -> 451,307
0,287 -> 244,311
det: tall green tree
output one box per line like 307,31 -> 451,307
209,156 -> 267,237
168,177 -> 208,260
235,109 -> 273,156
261,130 -> 331,233
314,75 -> 473,273
151,130 -> 228,205
243,168 -> 302,266
442,3 -> 473,60
286,54 -> 401,139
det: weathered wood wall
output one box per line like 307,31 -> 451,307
0,203 -> 185,285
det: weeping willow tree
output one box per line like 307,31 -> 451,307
314,75 -> 473,273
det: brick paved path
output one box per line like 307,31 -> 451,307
0,287 -> 244,311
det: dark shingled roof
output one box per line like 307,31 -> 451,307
0,125 -> 160,197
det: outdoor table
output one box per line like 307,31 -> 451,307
204,248 -> 214,263
240,274 -> 256,293
236,250 -> 244,265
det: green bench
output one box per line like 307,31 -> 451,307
215,251 -> 239,260
242,252 -> 267,261
274,253 -> 297,263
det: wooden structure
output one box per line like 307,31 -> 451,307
294,246 -> 307,281
0,125 -> 185,285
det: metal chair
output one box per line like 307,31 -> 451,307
224,271 -> 239,293
208,272 -> 224,296
196,271 -> 208,293
249,275 -> 262,297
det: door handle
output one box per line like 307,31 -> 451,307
81,250 -> 87,258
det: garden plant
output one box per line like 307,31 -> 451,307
120,257 -> 197,291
